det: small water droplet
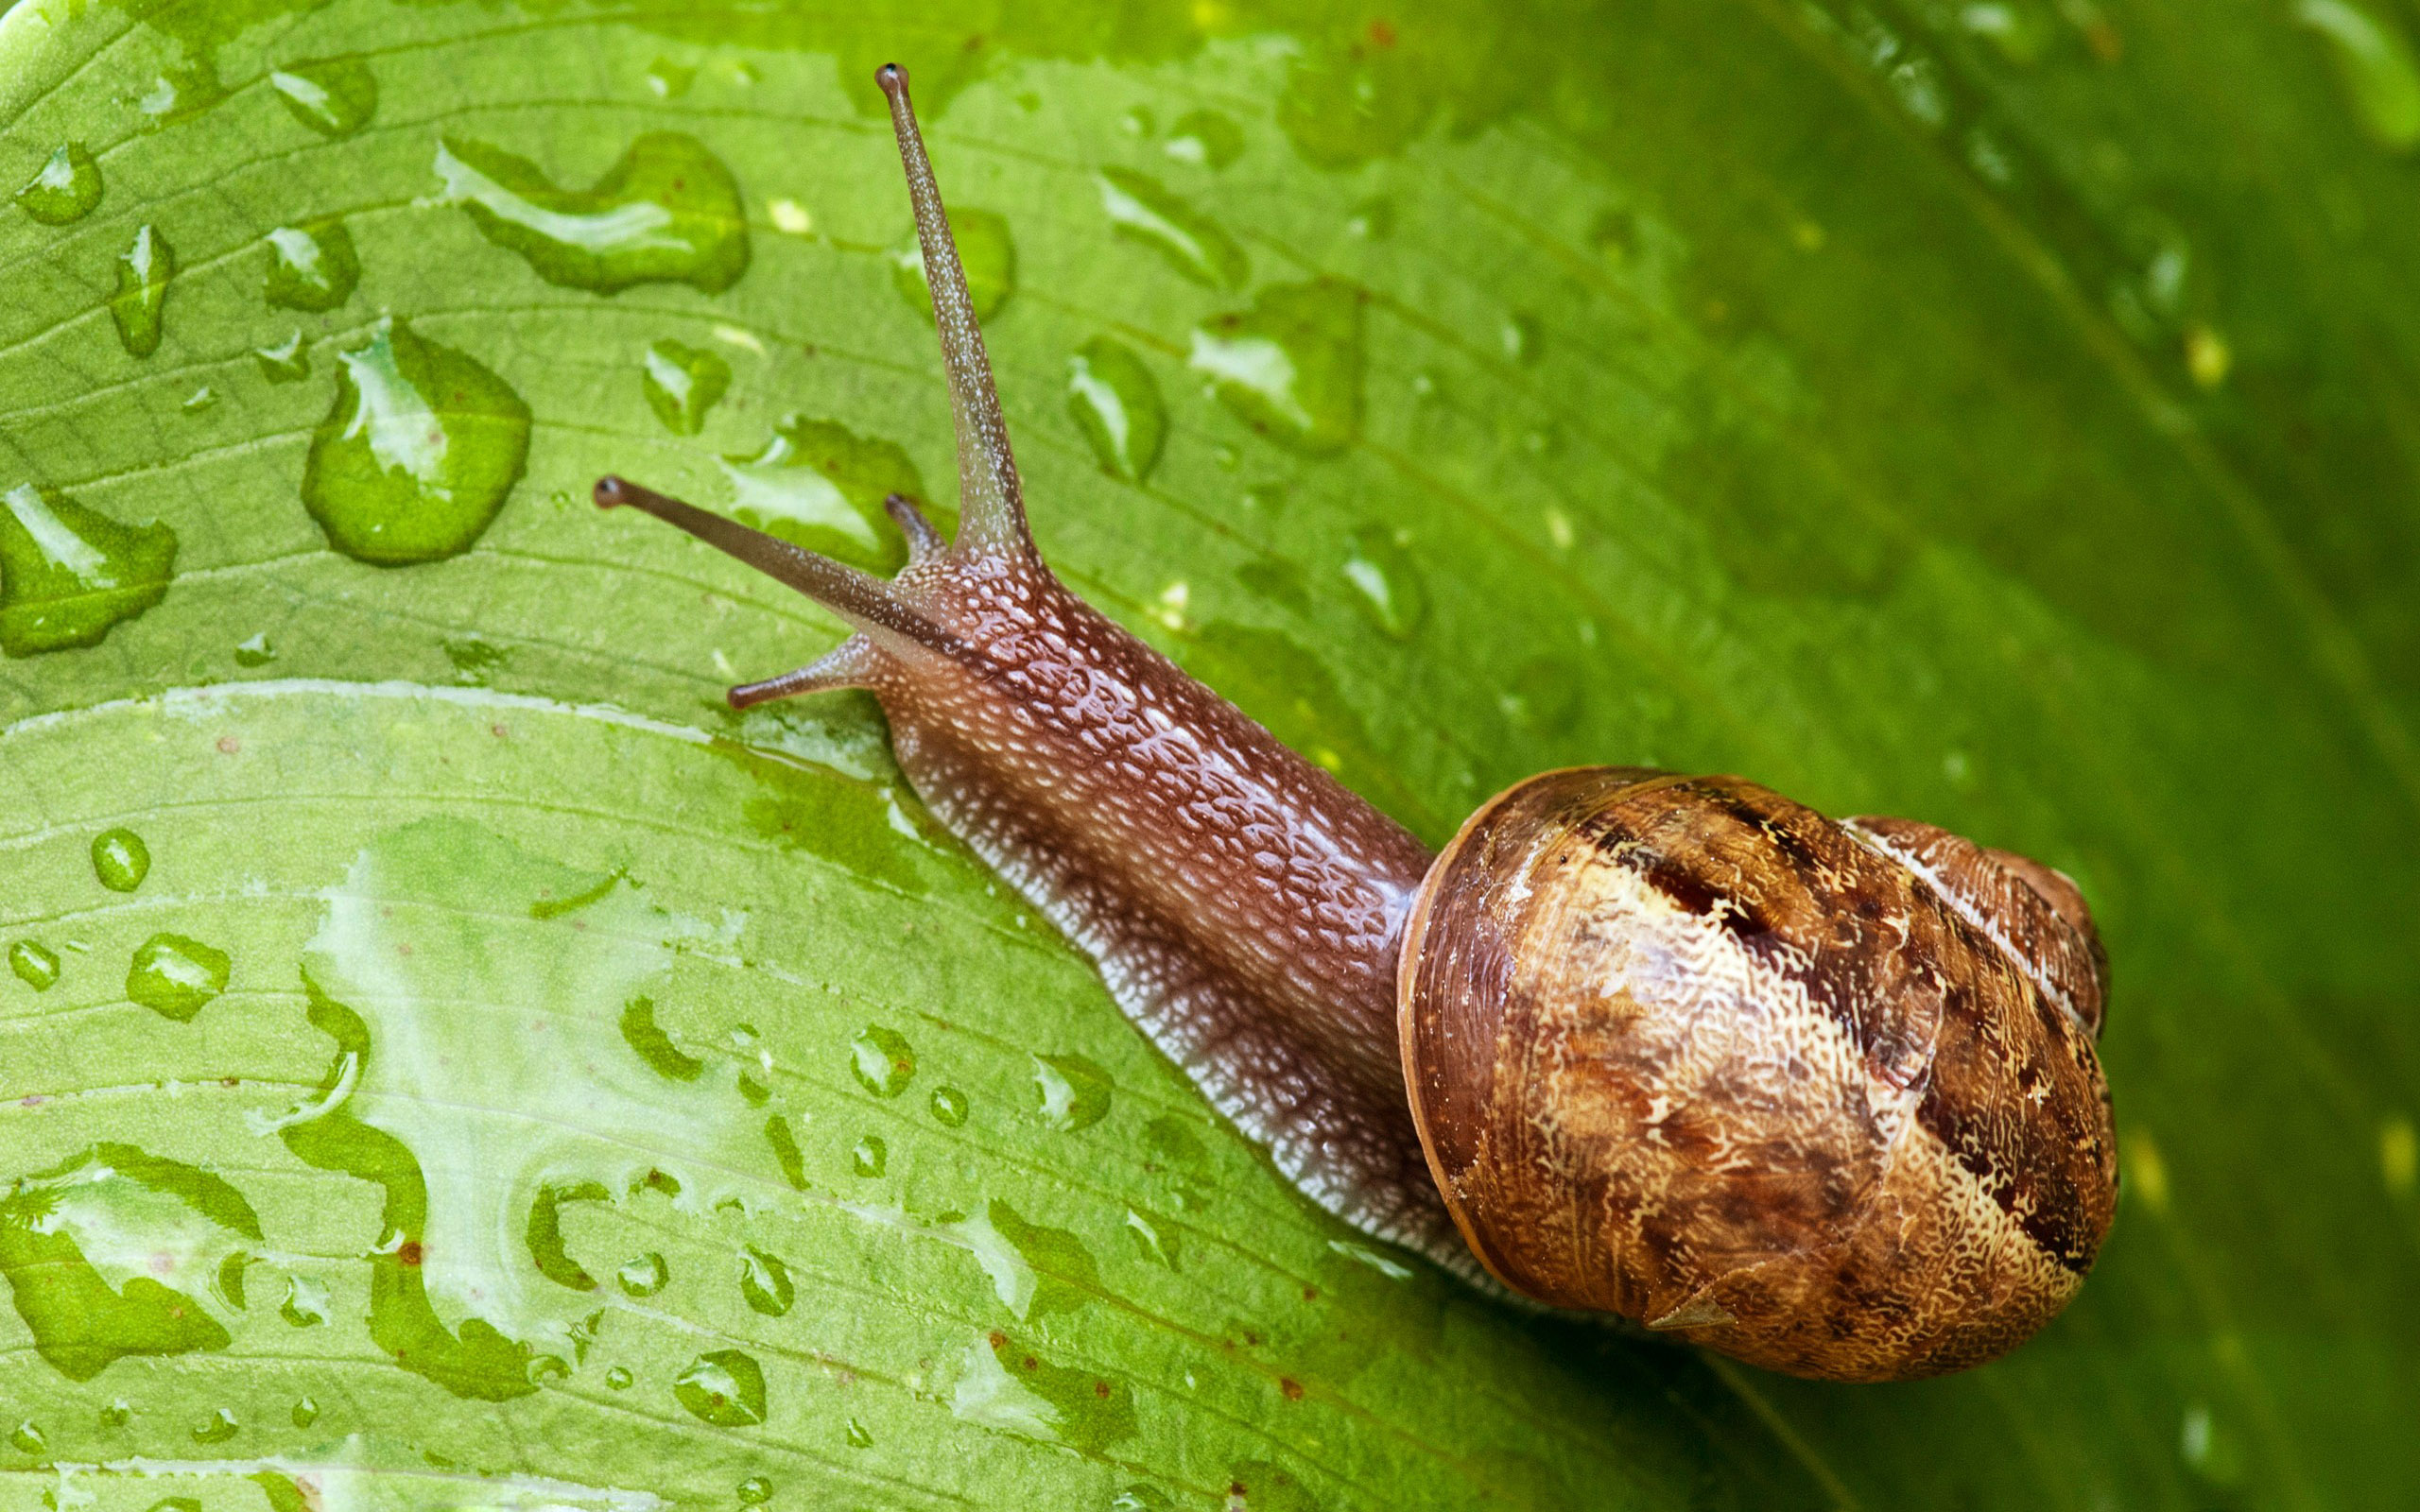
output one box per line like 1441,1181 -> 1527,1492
110,225 -> 175,357
646,57 -> 696,98
1098,168 -> 1247,288
182,386 -> 216,413
96,1400 -> 130,1429
929,1085 -> 969,1126
1030,1053 -> 1112,1132
769,197 -> 812,235
1499,312 -> 1541,365
851,1025 -> 916,1096
136,60 -> 225,129
1164,109 -> 1244,169
233,631 -> 277,666
1124,1207 -> 1179,1269
14,143 -> 101,225
720,416 -> 942,575
9,1420 -> 43,1455
2298,0 -> 2420,150
1066,337 -> 1167,482
190,1407 -> 237,1444
1189,280 -> 1363,455
251,331 -> 311,385
846,1417 -> 873,1448
737,1475 -> 774,1504
291,1396 -> 320,1428
1340,525 -> 1426,641
9,940 -> 60,990
893,208 -> 1014,319
127,933 -> 231,1022
91,828 -> 151,891
270,56 -> 376,138
643,339 -> 731,435
616,1252 -> 669,1297
739,1246 -> 794,1316
264,218 -> 359,311
302,318 -> 531,565
675,1349 -> 767,1426
605,1365 -> 633,1389
1111,1487 -> 1175,1512
436,132 -> 749,292
852,1134 -> 888,1177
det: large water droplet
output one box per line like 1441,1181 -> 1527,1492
1066,337 -> 1166,483
264,218 -> 359,312
302,318 -> 531,565
642,339 -> 730,435
675,1349 -> 767,1426
1030,1053 -> 1112,1132
1189,280 -> 1363,455
738,1246 -> 793,1315
270,56 -> 376,138
892,208 -> 1014,319
851,1025 -> 915,1097
2297,0 -> 2420,149
720,416 -> 942,575
1098,168 -> 1247,288
110,225 -> 176,357
1340,525 -> 1426,641
1164,110 -> 1245,169
15,144 -> 100,225
0,485 -> 176,657
9,940 -> 60,991
435,133 -> 749,293
127,933 -> 231,1022
91,828 -> 150,891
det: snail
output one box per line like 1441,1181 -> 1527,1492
592,62 -> 2118,1383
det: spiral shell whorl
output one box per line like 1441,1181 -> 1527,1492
1398,768 -> 2118,1382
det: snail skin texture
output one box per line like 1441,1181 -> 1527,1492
595,62 -> 2118,1383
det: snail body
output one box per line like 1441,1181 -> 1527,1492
594,64 -> 2117,1383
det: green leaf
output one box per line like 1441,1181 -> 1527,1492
0,1 -> 2415,1508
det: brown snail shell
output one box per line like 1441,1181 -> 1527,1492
1399,768 -> 2118,1381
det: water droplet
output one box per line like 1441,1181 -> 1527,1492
1122,106 -> 1156,137
675,1349 -> 767,1426
9,941 -> 60,990
1340,525 -> 1426,640
251,331 -> 310,385
720,416 -> 942,575
14,143 -> 101,225
436,133 -> 749,292
1164,109 -> 1244,169
1098,168 -> 1247,289
9,1420 -> 43,1454
0,485 -> 176,657
616,1252 -> 669,1297
137,60 -> 225,129
302,318 -> 531,565
233,631 -> 277,666
739,1246 -> 793,1316
291,1396 -> 320,1428
111,225 -> 175,357
280,1274 -> 329,1327
270,56 -> 376,138
846,1416 -> 873,1448
1499,312 -> 1541,365
646,58 -> 696,98
851,1134 -> 888,1177
737,1475 -> 774,1504
642,339 -> 731,436
2185,323 -> 2231,388
851,1025 -> 915,1097
264,218 -> 359,312
605,1365 -> 633,1389
765,1113 -> 807,1190
617,995 -> 703,1081
127,933 -> 231,1022
190,1407 -> 237,1444
2298,0 -> 2420,149
182,385 -> 216,413
441,636 -> 507,685
96,1400 -> 130,1429
769,198 -> 812,235
1066,337 -> 1167,483
1111,1487 -> 1176,1512
892,208 -> 1014,319
1189,280 -> 1363,455
1029,1053 -> 1112,1132
1124,1207 -> 1179,1269
1344,197 -> 1392,239
951,1331 -> 1135,1452
929,1085 -> 969,1126
91,828 -> 151,891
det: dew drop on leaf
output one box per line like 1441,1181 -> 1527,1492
290,1396 -> 320,1428
846,1416 -> 873,1448
302,318 -> 531,565
892,207 -> 1014,319
1066,337 -> 1167,483
280,1274 -> 329,1327
269,56 -> 377,138
0,486 -> 176,657
719,415 -> 942,575
852,1134 -> 888,1177
737,1476 -> 773,1504
126,933 -> 231,1022
616,1252 -> 669,1297
851,1025 -> 916,1097
1340,525 -> 1427,642
91,828 -> 150,891
110,225 -> 175,357
14,143 -> 100,225
9,940 -> 60,991
738,1246 -> 793,1316
605,1366 -> 632,1390
642,339 -> 731,436
1188,280 -> 1364,455
674,1349 -> 767,1427
1164,109 -> 1245,169
233,630 -> 278,665
1030,1053 -> 1113,1132
929,1085 -> 970,1126
252,333 -> 310,385
263,218 -> 360,312
9,1420 -> 43,1454
434,133 -> 750,293
190,1407 -> 237,1443
1098,168 -> 1248,288
2296,0 -> 2420,150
